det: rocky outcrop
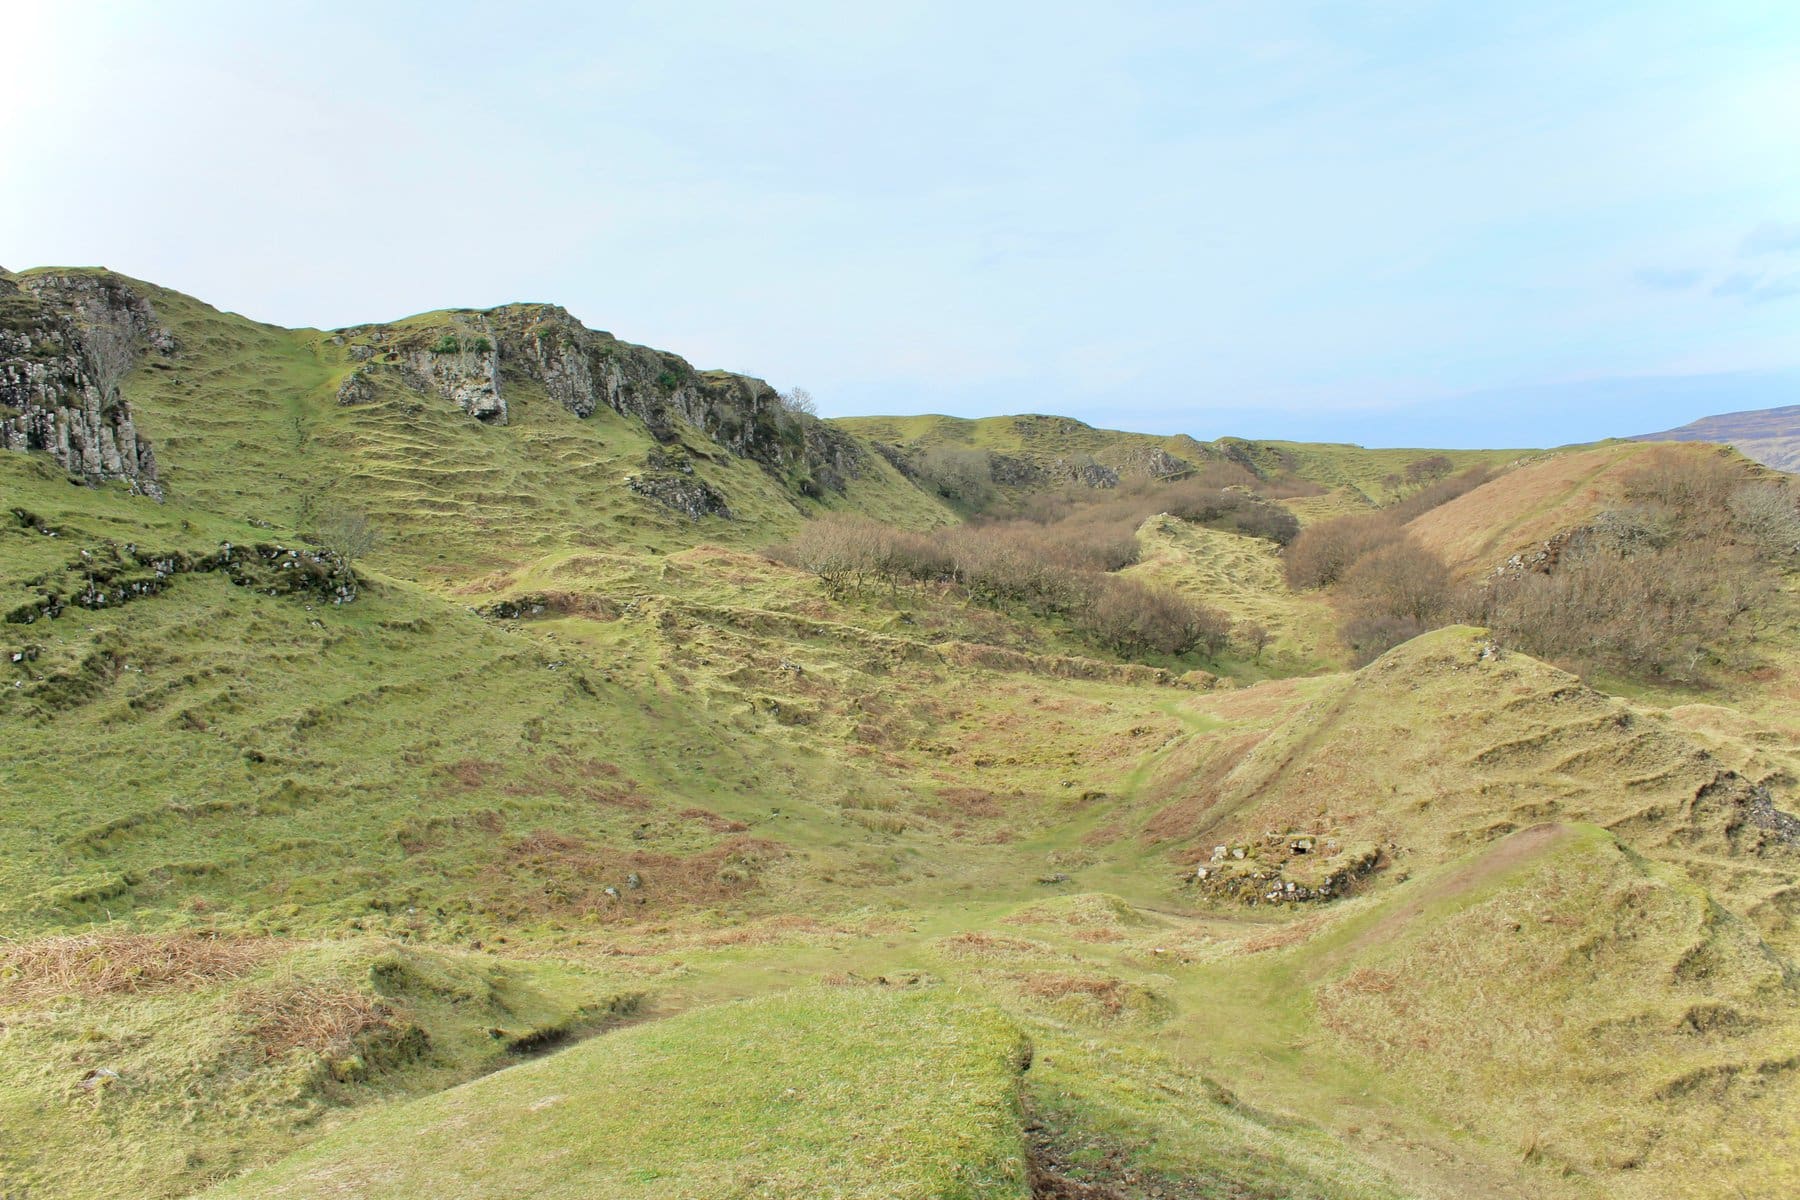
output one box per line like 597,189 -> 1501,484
4,532 -> 358,627
1121,447 -> 1194,480
332,320 -> 504,422
335,303 -> 871,500
987,453 -> 1048,488
401,331 -> 504,423
1053,456 -> 1120,489
336,365 -> 377,406
871,441 -> 918,479
625,472 -> 734,520
0,270 -> 169,497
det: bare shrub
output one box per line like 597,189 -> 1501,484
1160,482 -> 1300,545
1473,539 -> 1768,682
1622,446 -> 1743,513
777,386 -> 817,416
917,446 -> 996,509
1341,613 -> 1430,665
1404,454 -> 1455,486
1468,451 -> 1779,681
316,505 -> 379,575
1341,540 -> 1452,626
1387,466 -> 1494,523
1080,577 -> 1229,657
778,515 -> 894,595
1284,514 -> 1405,589
1729,482 -> 1800,559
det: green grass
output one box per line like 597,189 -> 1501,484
200,986 -> 1033,1200
0,935 -> 632,1199
4,269 -> 1799,1200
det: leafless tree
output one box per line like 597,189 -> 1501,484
317,505 -> 380,576
778,387 -> 818,417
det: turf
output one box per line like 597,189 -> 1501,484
3,270 -> 1798,1200
200,986 -> 1034,1200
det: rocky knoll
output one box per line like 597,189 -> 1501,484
334,302 -> 871,503
0,269 -> 170,497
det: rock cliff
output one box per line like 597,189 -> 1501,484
0,269 -> 169,497
336,302 -> 872,503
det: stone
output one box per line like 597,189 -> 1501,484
335,365 -> 377,405
0,271 -> 170,497
625,473 -> 733,521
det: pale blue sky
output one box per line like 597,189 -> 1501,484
3,1 -> 1795,447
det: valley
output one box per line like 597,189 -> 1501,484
2,266 -> 1797,1200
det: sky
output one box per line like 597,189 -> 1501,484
2,1 -> 1796,448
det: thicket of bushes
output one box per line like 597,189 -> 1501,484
1285,449 -> 1799,681
773,509 -> 1231,660
773,450 -> 1318,662
1014,473 -> 1300,547
1467,451 -> 1796,682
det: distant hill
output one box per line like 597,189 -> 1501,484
1633,404 -> 1800,472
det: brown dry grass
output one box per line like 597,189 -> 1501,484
1406,443 -> 1685,574
240,983 -> 397,1057
1015,973 -> 1145,1018
478,832 -> 784,920
1071,928 -> 1128,944
680,807 -> 751,834
937,932 -> 1052,960
0,933 -> 277,1004
1235,914 -> 1333,955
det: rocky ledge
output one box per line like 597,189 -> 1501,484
333,302 -> 870,506
0,269 -> 171,497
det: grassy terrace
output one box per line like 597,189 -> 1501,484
2,273 -> 1796,1200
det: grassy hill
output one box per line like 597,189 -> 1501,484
1634,403 -> 1800,473
3,269 -> 1797,1200
834,412 -> 1524,508
1405,441 -> 1727,575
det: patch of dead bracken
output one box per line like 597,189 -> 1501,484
239,983 -> 401,1058
0,933 -> 278,1004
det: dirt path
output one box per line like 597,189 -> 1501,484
1332,821 -> 1571,967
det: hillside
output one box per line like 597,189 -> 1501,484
1635,404 -> 1800,473
2,268 -> 1798,1200
1404,441 -> 1722,575
836,411 -> 1523,509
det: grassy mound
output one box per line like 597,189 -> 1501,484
0,936 -> 630,1199
1144,627 -> 1793,920
200,986 -> 1032,1200
1309,825 -> 1800,1194
1405,441 -> 1711,575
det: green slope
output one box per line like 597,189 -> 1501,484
4,269 -> 1799,1200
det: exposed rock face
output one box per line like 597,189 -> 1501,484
625,472 -> 734,520
336,365 -> 377,406
1054,456 -> 1121,489
335,303 -> 871,504
400,332 -> 504,423
490,303 -> 869,489
0,270 -> 169,497
987,453 -> 1048,488
334,319 -> 505,422
871,441 -> 918,479
1123,447 -> 1194,480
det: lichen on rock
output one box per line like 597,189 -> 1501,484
625,473 -> 734,521
0,270 -> 169,497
